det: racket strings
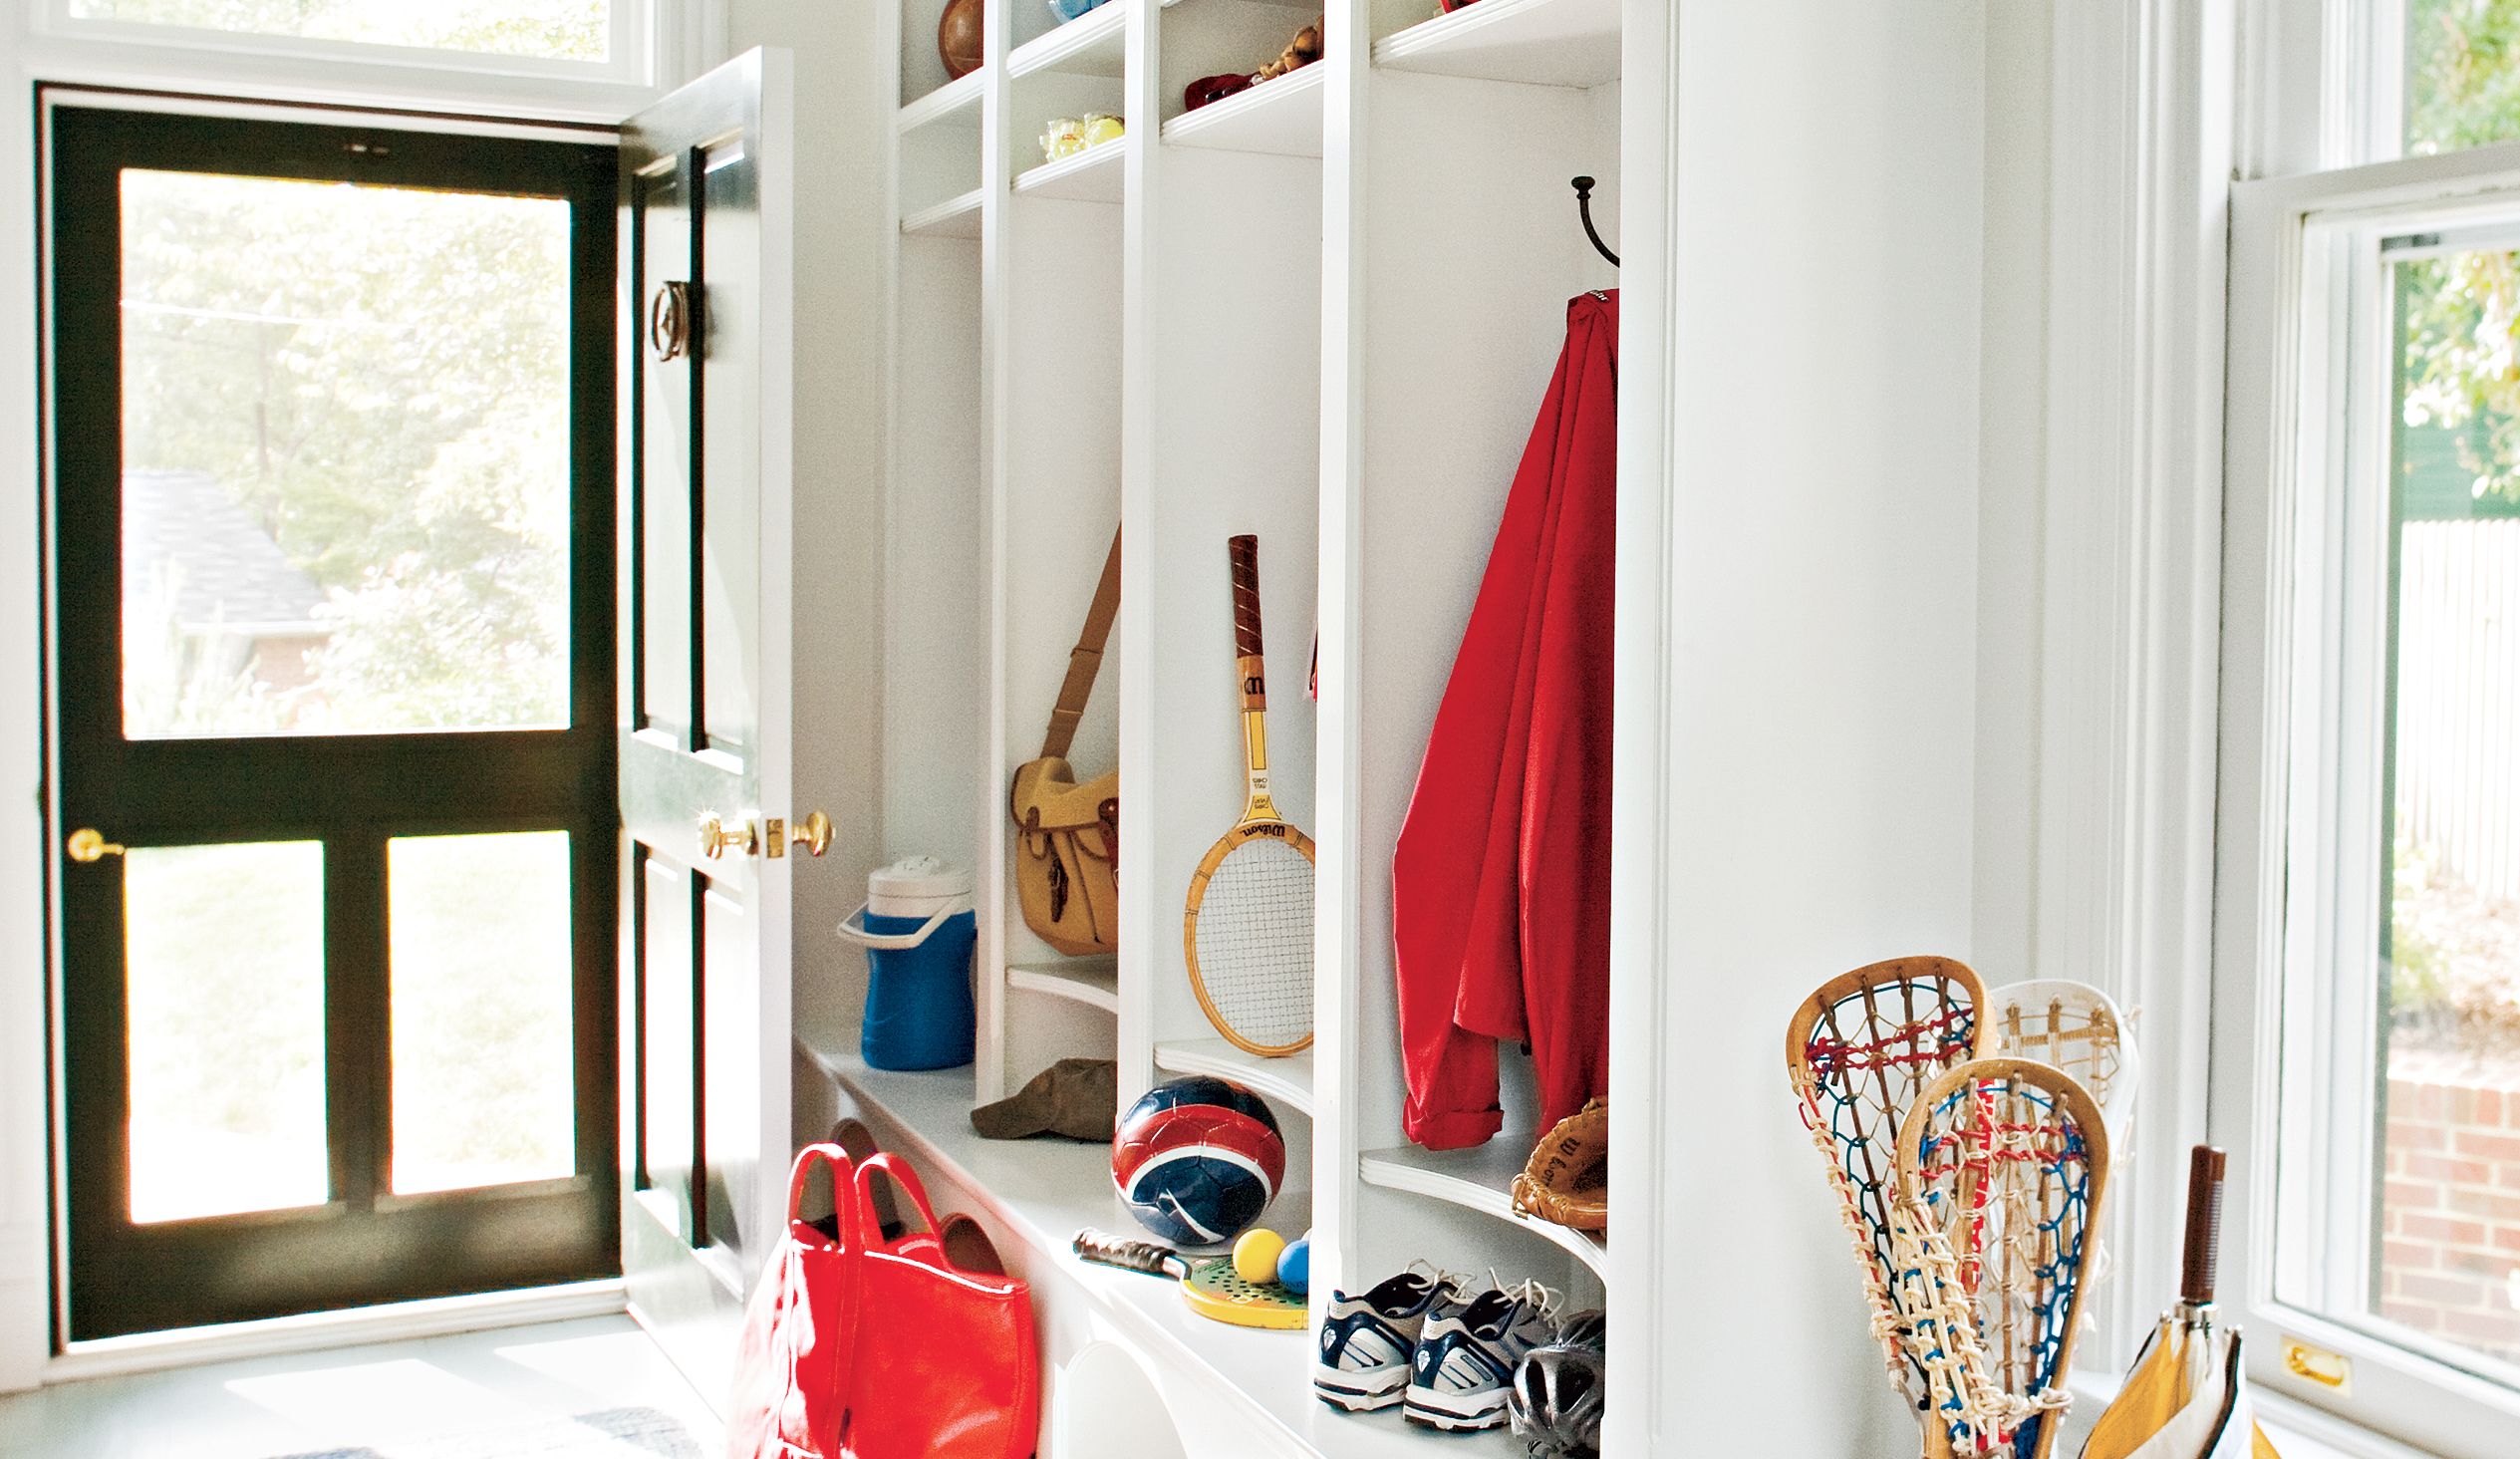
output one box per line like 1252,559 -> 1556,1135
1191,835 -> 1314,1048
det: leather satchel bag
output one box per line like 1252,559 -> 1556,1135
1008,529 -> 1120,956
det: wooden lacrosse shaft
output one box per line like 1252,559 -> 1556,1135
1227,534 -> 1278,819
2181,1145 -> 2227,1308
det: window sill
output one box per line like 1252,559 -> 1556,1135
2254,1389 -> 2450,1459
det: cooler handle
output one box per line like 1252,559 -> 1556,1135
835,902 -> 952,951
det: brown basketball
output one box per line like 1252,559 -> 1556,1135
938,0 -> 982,79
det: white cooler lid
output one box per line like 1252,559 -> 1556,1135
867,854 -> 973,901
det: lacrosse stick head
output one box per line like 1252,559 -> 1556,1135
1785,956 -> 1992,1396
1986,980 -> 2138,1144
1893,1057 -> 2110,1459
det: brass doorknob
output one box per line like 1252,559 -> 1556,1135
699,814 -> 755,860
791,810 -> 834,858
66,828 -> 126,862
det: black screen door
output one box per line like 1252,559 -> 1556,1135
47,104 -> 620,1339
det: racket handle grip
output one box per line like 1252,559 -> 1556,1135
1074,1229 -> 1187,1281
2180,1144 -> 2227,1307
1229,534 -> 1264,665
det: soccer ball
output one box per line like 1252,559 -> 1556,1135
1110,1075 -> 1284,1246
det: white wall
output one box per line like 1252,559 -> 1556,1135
721,2 -> 889,1060
1625,1 -> 1987,1451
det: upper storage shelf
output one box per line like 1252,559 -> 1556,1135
900,68 -> 982,134
1358,1141 -> 1606,1278
1372,0 -> 1620,88
1011,0 -> 1128,79
1161,62 -> 1324,157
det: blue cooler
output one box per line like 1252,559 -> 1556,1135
836,856 -> 977,1071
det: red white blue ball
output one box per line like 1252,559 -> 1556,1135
1111,1075 -> 1284,1246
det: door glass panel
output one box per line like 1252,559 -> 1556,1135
120,168 -> 572,738
126,841 -> 327,1223
66,1 -> 612,62
388,831 -> 576,1194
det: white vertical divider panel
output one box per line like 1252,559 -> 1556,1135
974,0 -> 1016,1104
1311,0 -> 1369,1326
1115,0 -> 1164,1110
1629,2 -> 1986,1454
1603,0 -> 1673,1448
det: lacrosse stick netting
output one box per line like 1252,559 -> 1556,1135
1892,1057 -> 2110,1459
1786,957 -> 1992,1401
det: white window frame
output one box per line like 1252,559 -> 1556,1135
14,0 -> 723,123
2220,138 -> 2520,1459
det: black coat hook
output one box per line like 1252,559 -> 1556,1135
1571,175 -> 1618,268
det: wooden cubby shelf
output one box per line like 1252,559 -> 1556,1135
1006,958 -> 1120,1015
1008,1 -> 1127,79
1371,0 -> 1621,87
1011,141 -> 1126,200
1357,1143 -> 1607,1279
901,186 -> 983,237
1159,63 -> 1324,157
1152,1038 -> 1314,1115
899,67 -> 983,133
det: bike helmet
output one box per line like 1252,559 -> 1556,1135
1508,1309 -> 1606,1458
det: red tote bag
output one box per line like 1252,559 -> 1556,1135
841,1153 -> 1040,1459
726,1144 -> 862,1459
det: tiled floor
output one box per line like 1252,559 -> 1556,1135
0,1316 -> 721,1459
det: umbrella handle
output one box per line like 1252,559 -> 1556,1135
2180,1144 -> 2227,1307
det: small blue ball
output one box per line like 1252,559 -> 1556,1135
1276,1234 -> 1310,1297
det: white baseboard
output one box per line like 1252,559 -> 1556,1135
41,1279 -> 627,1385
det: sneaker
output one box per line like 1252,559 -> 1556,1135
1314,1265 -> 1465,1412
1404,1278 -> 1559,1432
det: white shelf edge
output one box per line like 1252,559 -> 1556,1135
1357,1145 -> 1607,1278
1007,957 -> 1119,1014
901,187 -> 984,238
1159,64 -> 1325,157
1011,140 -> 1126,201
1370,0 -> 1621,88
1152,1036 -> 1314,1115
1007,2 -> 1126,81
898,69 -> 984,134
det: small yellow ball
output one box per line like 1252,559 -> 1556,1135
1232,1228 -> 1285,1286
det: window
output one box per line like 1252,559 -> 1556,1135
61,0 -> 614,62
2224,8 -> 2520,1455
34,0 -> 674,91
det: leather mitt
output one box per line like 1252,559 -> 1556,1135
1511,1098 -> 1608,1231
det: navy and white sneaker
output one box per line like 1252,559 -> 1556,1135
1314,1265 -> 1466,1412
1404,1278 -> 1559,1432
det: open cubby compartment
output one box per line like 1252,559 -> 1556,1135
975,184 -> 1125,1104
1326,57 -> 1619,1302
1010,0 -> 1126,65
1369,0 -> 1619,87
901,0 -> 976,110
1132,135 -> 1323,1119
1008,61 -> 1129,197
1155,0 -> 1321,131
900,106 -> 983,233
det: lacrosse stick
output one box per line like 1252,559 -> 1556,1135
1891,1056 -> 2111,1459
1786,956 -> 1992,1405
1986,980 -> 2138,1143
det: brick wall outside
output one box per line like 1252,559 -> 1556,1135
2378,1055 -> 2520,1362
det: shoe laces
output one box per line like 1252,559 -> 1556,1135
1406,1259 -> 1475,1298
1497,1277 -> 1560,1324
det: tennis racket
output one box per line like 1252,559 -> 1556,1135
1182,534 -> 1315,1056
1072,1229 -> 1308,1330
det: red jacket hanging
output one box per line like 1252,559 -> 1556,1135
1391,291 -> 1616,1151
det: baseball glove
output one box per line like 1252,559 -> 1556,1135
1511,1098 -> 1608,1231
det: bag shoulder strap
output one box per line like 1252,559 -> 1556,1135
1039,527 -> 1122,761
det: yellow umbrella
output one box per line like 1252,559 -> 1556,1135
2081,1148 -> 2279,1459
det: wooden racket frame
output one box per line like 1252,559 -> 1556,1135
1894,1055 -> 2111,1459
1072,1229 -> 1308,1329
1182,533 -> 1316,1057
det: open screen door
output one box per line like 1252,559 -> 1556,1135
616,48 -> 798,1407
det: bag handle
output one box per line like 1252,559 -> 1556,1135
852,1152 -> 946,1247
785,1142 -> 860,1252
1038,527 -> 1122,761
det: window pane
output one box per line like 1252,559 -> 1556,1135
2378,248 -> 2520,1372
120,169 -> 573,738
2406,0 -> 2520,155
126,841 -> 327,1223
388,832 -> 576,1194
67,0 -> 611,62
